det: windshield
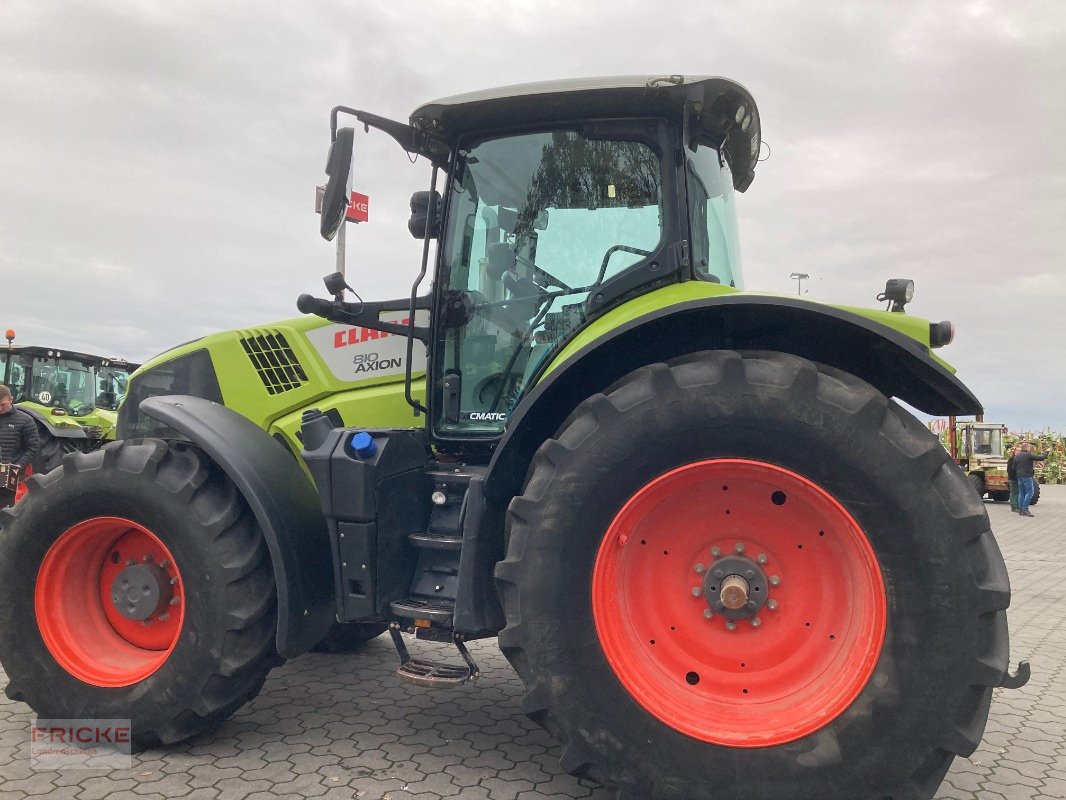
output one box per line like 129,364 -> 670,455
435,128 -> 663,436
687,145 -> 742,288
31,357 -> 95,412
969,427 -> 1004,457
96,365 -> 132,410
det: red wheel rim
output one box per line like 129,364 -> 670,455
592,459 -> 886,747
35,516 -> 185,687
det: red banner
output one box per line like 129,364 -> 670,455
346,192 -> 369,223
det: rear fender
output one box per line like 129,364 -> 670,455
140,395 -> 334,657
485,296 -> 982,500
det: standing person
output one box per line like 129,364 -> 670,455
1007,444 -> 1021,512
0,384 -> 40,506
1016,441 -> 1049,518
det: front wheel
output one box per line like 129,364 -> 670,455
0,440 -> 280,748
496,351 -> 1011,800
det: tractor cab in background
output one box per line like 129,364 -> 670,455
1,343 -> 138,472
947,417 -> 1011,501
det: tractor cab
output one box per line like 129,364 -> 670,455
2,347 -> 135,417
1,345 -> 138,469
432,123 -> 743,439
94,360 -> 134,410
2,346 -> 97,415
308,76 -> 760,447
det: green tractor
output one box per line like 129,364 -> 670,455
0,76 -> 1029,800
1,335 -> 137,476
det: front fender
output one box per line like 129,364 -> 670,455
486,296 -> 981,500
140,395 -> 334,658
19,406 -> 90,439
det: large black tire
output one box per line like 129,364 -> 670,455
1031,481 -> 1041,505
495,351 -> 1011,800
968,471 -> 986,499
312,622 -> 388,653
0,439 -> 280,749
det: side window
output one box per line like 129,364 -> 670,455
687,146 -> 742,288
436,129 -> 664,436
2,362 -> 27,401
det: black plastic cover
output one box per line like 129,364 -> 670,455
119,349 -> 223,440
301,421 -> 429,622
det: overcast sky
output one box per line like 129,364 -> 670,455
1,1 -> 1063,431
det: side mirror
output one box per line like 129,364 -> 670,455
408,190 -> 442,239
320,127 -> 355,241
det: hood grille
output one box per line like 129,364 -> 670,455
239,330 -> 308,395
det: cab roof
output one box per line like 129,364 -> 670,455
4,345 -> 136,368
410,75 -> 761,191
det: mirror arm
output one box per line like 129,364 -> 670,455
329,105 -> 449,163
297,294 -> 432,343
329,105 -> 360,139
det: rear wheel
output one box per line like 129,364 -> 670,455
968,471 -> 986,499
1032,482 -> 1041,505
496,351 -> 1010,800
0,439 -> 280,748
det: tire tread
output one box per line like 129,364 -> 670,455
496,350 -> 1009,800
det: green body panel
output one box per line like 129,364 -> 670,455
267,377 -> 425,461
130,315 -> 426,460
94,409 -> 119,439
14,401 -> 119,440
541,283 -> 952,379
14,400 -> 88,435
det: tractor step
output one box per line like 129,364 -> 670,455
390,598 -> 454,624
389,626 -> 479,687
408,532 -> 462,551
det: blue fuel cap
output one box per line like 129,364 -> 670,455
349,431 -> 377,459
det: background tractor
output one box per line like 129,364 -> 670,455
0,76 -> 1029,800
946,417 -> 1040,504
1,333 -> 137,481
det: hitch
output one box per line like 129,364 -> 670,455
1000,660 -> 1031,690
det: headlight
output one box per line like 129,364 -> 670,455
877,278 -> 915,312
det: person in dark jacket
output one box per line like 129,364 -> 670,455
0,384 -> 40,506
1016,442 -> 1049,518
1006,445 -> 1020,512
